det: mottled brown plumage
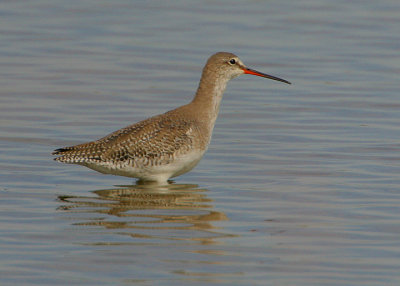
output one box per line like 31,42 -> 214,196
53,52 -> 290,183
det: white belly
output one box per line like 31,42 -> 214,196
81,150 -> 205,183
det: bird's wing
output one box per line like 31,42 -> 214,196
53,113 -> 196,165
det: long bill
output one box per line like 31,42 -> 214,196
242,67 -> 291,85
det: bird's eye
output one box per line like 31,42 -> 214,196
229,59 -> 236,65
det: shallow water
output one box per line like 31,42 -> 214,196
1,0 -> 400,285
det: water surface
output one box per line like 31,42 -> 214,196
1,1 -> 400,285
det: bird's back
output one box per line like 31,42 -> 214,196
53,106 -> 209,181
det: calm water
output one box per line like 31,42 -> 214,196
1,1 -> 400,285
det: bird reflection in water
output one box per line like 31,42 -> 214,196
57,183 -> 231,245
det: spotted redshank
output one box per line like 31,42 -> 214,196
53,52 -> 291,183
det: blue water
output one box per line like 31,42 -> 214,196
1,1 -> 400,285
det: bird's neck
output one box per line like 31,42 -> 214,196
190,69 -> 230,129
